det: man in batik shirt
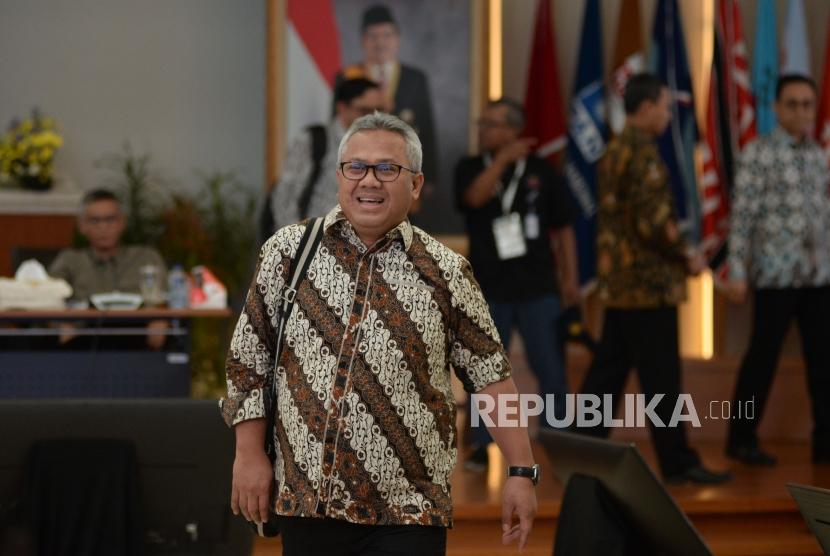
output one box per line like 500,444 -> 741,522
579,73 -> 731,485
222,113 -> 537,555
725,74 -> 830,467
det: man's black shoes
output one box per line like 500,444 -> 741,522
665,465 -> 733,485
726,444 -> 777,467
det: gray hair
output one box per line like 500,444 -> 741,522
337,111 -> 423,173
78,188 -> 125,218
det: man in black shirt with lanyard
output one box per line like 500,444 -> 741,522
455,98 -> 579,470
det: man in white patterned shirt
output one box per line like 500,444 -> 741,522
225,113 -> 537,555
726,74 -> 830,466
271,78 -> 384,229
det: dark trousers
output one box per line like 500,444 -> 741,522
277,516 -> 447,556
579,307 -> 700,476
728,286 -> 830,456
470,294 -> 567,446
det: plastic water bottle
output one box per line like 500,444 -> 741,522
167,265 -> 190,309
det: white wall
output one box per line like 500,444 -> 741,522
0,0 -> 265,194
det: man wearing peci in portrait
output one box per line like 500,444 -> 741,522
334,4 -> 437,189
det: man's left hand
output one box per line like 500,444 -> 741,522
685,249 -> 707,276
501,476 -> 537,550
560,279 -> 581,308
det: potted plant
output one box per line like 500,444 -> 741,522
97,146 -> 257,398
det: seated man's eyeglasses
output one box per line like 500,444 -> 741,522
83,214 -> 121,226
339,161 -> 417,182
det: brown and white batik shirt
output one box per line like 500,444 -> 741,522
221,206 -> 510,527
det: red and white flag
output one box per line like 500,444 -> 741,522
702,1 -> 749,283
608,0 -> 644,136
701,71 -> 730,264
285,0 -> 342,141
718,0 -> 756,151
522,0 -> 566,162
815,14 -> 830,165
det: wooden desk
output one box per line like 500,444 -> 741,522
0,307 -> 233,338
0,308 -> 233,320
0,307 -> 233,398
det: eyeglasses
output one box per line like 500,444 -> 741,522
783,99 -> 814,110
83,214 -> 121,226
352,106 -> 386,116
339,161 -> 417,182
476,118 -> 512,129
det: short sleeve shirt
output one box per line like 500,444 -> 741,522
221,207 -> 511,527
48,246 -> 167,302
454,154 -> 572,302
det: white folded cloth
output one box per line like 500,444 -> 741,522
0,259 -> 73,310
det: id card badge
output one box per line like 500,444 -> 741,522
492,213 -> 527,260
524,213 -> 540,240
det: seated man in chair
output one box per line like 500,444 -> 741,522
49,189 -> 168,350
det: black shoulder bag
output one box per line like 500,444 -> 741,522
253,216 -> 325,537
268,124 -> 327,233
297,124 -> 328,220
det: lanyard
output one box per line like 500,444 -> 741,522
483,153 -> 526,214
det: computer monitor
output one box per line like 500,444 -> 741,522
788,483 -> 830,555
0,399 -> 252,555
538,429 -> 712,556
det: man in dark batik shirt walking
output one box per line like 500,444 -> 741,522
579,73 -> 731,485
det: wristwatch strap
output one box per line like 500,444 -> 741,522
507,464 -> 539,485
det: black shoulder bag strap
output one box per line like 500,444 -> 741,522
274,216 -> 325,360
256,216 -> 324,538
297,125 -> 328,220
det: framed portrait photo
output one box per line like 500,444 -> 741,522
267,0 -> 493,235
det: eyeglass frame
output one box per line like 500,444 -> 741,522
781,99 -> 815,110
338,161 -> 419,182
82,214 -> 122,226
476,117 -> 515,129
